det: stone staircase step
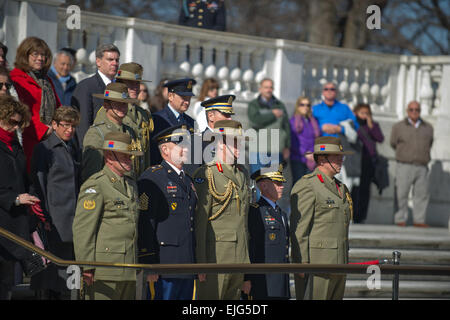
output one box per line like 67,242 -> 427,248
349,248 -> 450,265
349,224 -> 450,250
344,280 -> 450,299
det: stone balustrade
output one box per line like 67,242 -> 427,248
2,0 -> 450,227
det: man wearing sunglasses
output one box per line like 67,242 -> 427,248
390,101 -> 434,227
312,82 -> 359,137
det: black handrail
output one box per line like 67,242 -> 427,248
1,226 -> 449,276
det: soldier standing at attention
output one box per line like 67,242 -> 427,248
179,0 -> 226,31
290,136 -> 354,300
73,131 -> 143,300
115,62 -> 154,176
193,119 -> 251,300
137,124 -> 198,300
200,94 -> 234,164
247,163 -> 290,300
81,82 -> 138,182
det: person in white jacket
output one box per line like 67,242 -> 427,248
192,78 -> 219,132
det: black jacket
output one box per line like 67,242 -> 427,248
248,197 -> 290,299
0,139 -> 33,262
30,132 -> 81,242
71,72 -> 106,148
137,160 -> 197,279
179,0 -> 226,31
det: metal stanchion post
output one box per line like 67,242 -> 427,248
392,251 -> 401,300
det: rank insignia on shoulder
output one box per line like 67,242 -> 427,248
194,177 -> 205,184
250,203 -> 259,208
152,165 -> 163,172
83,200 -> 96,210
85,188 -> 97,194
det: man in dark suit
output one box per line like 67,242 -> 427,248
247,163 -> 290,300
71,44 -> 120,148
150,78 -> 196,166
138,124 -> 198,300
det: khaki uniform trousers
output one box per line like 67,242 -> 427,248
304,274 -> 346,300
86,280 -> 136,300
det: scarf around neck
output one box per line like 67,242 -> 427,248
0,126 -> 16,151
28,70 -> 57,125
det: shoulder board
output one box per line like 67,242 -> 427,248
303,172 -> 316,179
151,165 -> 163,173
250,202 -> 259,209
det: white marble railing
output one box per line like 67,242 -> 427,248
1,0 -> 448,119
53,7 -> 449,121
3,0 -> 450,226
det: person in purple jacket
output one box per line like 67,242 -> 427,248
351,103 -> 384,223
289,96 -> 320,183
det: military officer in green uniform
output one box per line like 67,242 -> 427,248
290,136 -> 354,300
193,119 -> 251,300
81,82 -> 139,182
115,62 -> 154,175
73,131 -> 143,300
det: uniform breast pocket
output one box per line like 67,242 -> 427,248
166,196 -> 184,215
316,202 -> 340,223
265,225 -> 281,245
104,201 -> 133,223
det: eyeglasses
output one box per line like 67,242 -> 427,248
0,82 -> 12,90
323,88 -> 336,91
408,108 -> 420,112
30,52 -> 46,59
299,103 -> 311,107
8,118 -> 23,127
58,122 -> 76,130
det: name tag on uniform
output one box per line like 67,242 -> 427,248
114,200 -> 125,206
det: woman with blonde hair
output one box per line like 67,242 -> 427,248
192,78 -> 219,132
289,96 -> 320,183
10,37 -> 61,171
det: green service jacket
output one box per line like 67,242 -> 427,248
193,161 -> 251,265
81,107 -> 136,182
73,165 -> 139,282
289,168 -> 351,265
247,96 -> 291,153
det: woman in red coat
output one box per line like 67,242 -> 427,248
10,37 -> 61,171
